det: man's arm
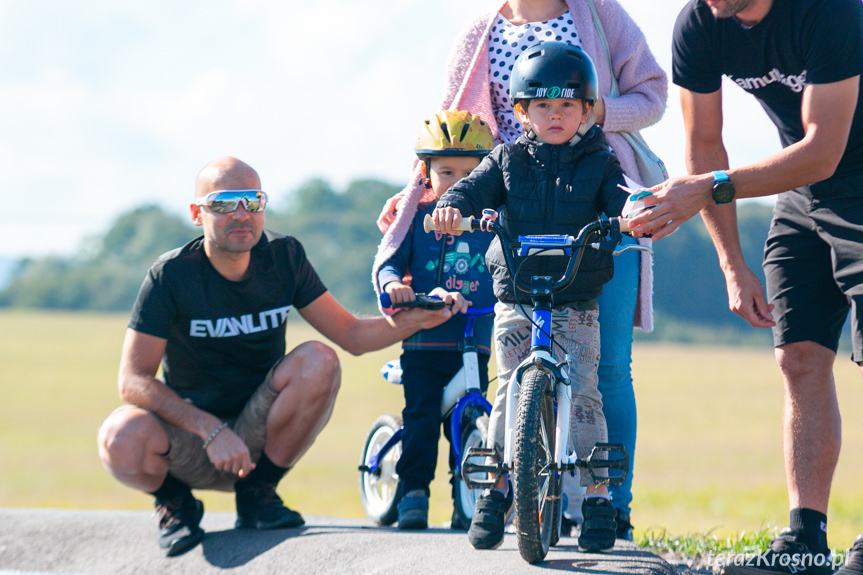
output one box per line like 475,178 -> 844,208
682,88 -> 775,328
298,290 -> 468,356
118,328 -> 255,477
630,76 -> 860,239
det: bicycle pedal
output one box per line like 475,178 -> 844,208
580,442 -> 630,486
461,447 -> 506,489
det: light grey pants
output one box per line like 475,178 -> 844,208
488,301 -> 607,486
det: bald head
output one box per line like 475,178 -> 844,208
195,157 -> 261,198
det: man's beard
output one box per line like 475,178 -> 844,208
709,0 -> 755,19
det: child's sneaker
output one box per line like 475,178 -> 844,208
154,492 -> 204,557
578,497 -> 617,552
836,535 -> 863,575
235,482 -> 305,530
467,489 -> 512,549
720,528 -> 833,575
397,490 -> 429,530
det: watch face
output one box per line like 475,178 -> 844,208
713,181 -> 735,204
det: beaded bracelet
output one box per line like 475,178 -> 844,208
202,421 -> 228,450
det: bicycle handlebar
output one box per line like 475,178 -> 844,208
422,213 -> 638,297
380,292 -> 495,315
422,213 -> 635,234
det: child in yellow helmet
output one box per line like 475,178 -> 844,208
371,110 -> 496,530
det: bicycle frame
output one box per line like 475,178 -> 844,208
450,213 -> 652,485
364,304 -> 496,479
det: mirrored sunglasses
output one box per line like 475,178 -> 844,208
195,190 -> 268,213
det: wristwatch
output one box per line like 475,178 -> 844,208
711,170 -> 736,205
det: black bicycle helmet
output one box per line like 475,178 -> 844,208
509,42 -> 598,105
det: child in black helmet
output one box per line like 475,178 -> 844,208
433,42 -> 630,553
371,110 -> 497,530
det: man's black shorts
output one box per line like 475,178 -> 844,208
763,175 -> 863,362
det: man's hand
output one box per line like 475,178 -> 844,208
628,173 -> 715,240
204,426 -> 256,478
431,206 -> 465,236
725,264 -> 775,328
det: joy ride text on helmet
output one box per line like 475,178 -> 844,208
509,41 -> 598,106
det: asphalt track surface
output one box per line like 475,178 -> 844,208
0,508 -> 679,575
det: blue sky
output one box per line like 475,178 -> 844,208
0,0 -> 779,259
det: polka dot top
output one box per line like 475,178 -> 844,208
488,11 -> 583,144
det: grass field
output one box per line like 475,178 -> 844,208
1,309 -> 862,549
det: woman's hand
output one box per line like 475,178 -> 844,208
376,193 -> 404,233
593,95 -> 606,125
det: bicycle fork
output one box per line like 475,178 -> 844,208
462,303 -> 629,488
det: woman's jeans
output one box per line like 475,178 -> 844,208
563,233 -> 639,520
596,233 -> 639,515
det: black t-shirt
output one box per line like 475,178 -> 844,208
128,230 -> 327,419
672,0 -> 863,179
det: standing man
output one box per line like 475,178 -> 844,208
628,1 -> 863,574
97,157 -> 468,557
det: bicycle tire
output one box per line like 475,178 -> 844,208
358,413 -> 403,525
451,414 -> 489,530
513,367 -> 561,564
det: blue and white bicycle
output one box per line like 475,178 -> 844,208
358,293 -> 496,528
425,210 -> 650,563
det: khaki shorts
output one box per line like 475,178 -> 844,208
155,359 -> 281,491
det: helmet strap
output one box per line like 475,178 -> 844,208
420,160 -> 432,189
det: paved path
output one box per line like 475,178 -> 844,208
0,508 -> 678,575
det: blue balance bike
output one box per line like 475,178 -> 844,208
358,292 -> 495,528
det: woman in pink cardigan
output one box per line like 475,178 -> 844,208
373,0 -> 666,547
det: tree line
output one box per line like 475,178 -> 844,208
0,177 -> 777,346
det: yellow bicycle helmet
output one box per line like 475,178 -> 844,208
414,110 -> 495,160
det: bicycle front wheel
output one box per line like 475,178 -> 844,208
513,367 -> 562,564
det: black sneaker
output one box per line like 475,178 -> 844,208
155,493 -> 204,557
468,489 -> 512,550
616,508 -> 634,541
836,535 -> 863,575
235,483 -> 305,530
720,528 -> 833,575
578,497 -> 616,553
397,490 -> 429,530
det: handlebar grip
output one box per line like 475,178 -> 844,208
422,214 -> 475,234
616,217 -> 633,233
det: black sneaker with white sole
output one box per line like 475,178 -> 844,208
720,528 -> 834,575
578,497 -> 617,553
467,489 -> 513,550
235,482 -> 305,530
155,493 -> 204,557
